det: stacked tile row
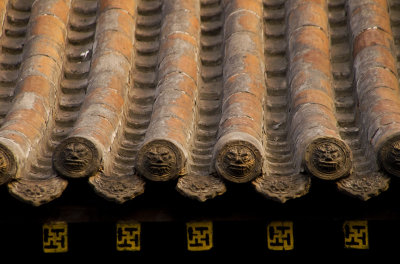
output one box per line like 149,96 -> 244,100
0,0 -> 399,206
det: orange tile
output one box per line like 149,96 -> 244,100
29,15 -> 67,46
96,30 -> 134,62
97,9 -> 135,39
99,0 -> 136,17
353,29 -> 395,57
288,3 -> 328,34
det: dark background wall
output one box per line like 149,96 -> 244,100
0,177 -> 399,259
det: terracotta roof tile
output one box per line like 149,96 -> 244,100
5,0 -> 71,205
349,0 -> 400,184
0,0 -> 399,205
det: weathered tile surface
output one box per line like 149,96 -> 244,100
0,0 -> 398,205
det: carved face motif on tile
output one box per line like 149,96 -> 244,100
388,140 -> 400,167
380,139 -> 400,176
144,145 -> 176,177
0,150 -> 9,175
305,138 -> 351,180
312,143 -> 344,173
221,145 -> 256,178
0,145 -> 16,184
54,137 -> 99,178
62,142 -> 92,173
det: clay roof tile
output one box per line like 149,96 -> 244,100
0,0 -> 398,206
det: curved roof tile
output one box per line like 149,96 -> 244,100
0,0 -> 398,206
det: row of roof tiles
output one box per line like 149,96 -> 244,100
0,0 -> 399,206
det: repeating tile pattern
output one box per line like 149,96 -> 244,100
0,0 -> 398,205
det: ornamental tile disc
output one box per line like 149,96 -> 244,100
136,139 -> 184,181
304,137 -> 352,180
378,134 -> 400,177
53,137 -> 100,178
0,143 -> 17,185
215,139 -> 262,183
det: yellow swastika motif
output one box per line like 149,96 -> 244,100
186,221 -> 213,251
343,220 -> 369,249
116,222 -> 141,251
267,221 -> 294,251
42,221 -> 68,253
